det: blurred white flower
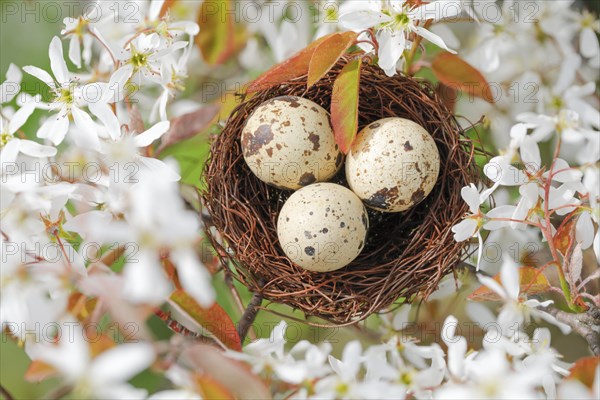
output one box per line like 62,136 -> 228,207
28,319 -> 155,399
477,258 -> 572,335
1,105 -> 57,164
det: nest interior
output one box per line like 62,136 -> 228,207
203,59 -> 479,325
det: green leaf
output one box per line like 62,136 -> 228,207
331,57 -> 362,154
431,53 -> 494,103
246,33 -> 336,93
307,31 -> 358,88
169,290 -> 242,351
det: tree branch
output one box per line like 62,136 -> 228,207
238,292 -> 263,343
544,304 -> 600,356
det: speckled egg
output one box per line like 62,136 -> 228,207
241,96 -> 343,190
277,183 -> 369,272
345,118 -> 440,212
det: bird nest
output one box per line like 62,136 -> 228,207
202,59 -> 479,325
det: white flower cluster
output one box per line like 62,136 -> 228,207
227,260 -> 599,399
1,1 -> 212,396
458,0 -> 599,154
449,2 -> 599,305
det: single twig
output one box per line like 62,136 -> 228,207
544,304 -> 600,356
238,292 -> 263,343
0,385 -> 14,400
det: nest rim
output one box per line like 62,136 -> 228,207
202,58 -> 480,325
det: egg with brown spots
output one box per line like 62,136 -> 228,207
277,183 -> 369,272
241,96 -> 343,190
346,117 -> 440,212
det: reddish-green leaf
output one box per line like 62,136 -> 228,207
432,53 -> 494,103
246,33 -> 335,93
307,31 -> 358,88
468,267 -> 551,301
169,290 -> 242,351
197,0 -> 246,65
331,57 -> 362,154
158,104 -> 221,153
567,356 -> 600,388
553,214 -> 577,256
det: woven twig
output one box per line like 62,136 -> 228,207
203,58 -> 480,325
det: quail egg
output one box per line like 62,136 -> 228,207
241,96 -> 343,190
345,117 -> 440,212
277,183 -> 369,272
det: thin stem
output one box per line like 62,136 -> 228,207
89,29 -> 118,68
487,217 -> 542,228
0,385 -> 14,400
404,20 -> 432,75
541,136 -> 582,311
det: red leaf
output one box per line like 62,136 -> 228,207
185,344 -> 271,400
246,33 -> 336,93
468,267 -> 551,301
567,356 -> 600,388
307,31 -> 358,88
197,0 -> 246,65
158,104 -> 221,153
331,57 -> 362,154
169,290 -> 242,351
431,53 -> 494,103
554,215 -> 577,256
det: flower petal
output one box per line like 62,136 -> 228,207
8,103 -> 36,134
1,139 -> 21,164
339,10 -> 391,31
90,342 -> 155,384
451,218 -> 478,241
377,29 -> 406,76
576,211 -> 594,249
23,66 -> 55,88
71,106 -> 100,150
49,36 -> 70,85
88,100 -> 121,140
500,258 -> 520,300
68,35 -> 82,69
413,25 -> 456,53
18,140 -> 57,158
134,121 -> 170,147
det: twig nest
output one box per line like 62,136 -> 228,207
241,96 -> 342,190
346,118 -> 441,212
277,183 -> 369,272
203,58 -> 479,325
